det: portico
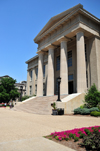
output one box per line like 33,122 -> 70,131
26,4 -> 100,97
36,30 -> 87,96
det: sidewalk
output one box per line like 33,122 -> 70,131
0,108 -> 100,151
0,137 -> 75,151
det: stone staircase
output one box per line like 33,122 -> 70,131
13,95 -> 67,115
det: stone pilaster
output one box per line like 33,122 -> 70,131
47,47 -> 54,96
37,52 -> 43,96
60,40 -> 68,95
76,31 -> 87,93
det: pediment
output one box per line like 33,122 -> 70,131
34,4 -> 83,42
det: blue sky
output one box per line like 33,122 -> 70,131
0,0 -> 100,82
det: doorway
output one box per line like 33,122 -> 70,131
68,81 -> 73,94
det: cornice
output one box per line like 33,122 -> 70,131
34,8 -> 100,43
25,55 -> 38,64
34,4 -> 83,42
34,8 -> 80,43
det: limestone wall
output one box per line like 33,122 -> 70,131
56,93 -> 85,114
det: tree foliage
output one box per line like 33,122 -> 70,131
85,84 -> 100,108
0,77 -> 20,103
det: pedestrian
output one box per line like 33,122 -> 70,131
4,102 -> 7,108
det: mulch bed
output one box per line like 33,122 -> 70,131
45,135 -> 86,151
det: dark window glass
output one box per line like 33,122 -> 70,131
30,86 -> 32,95
35,85 -> 37,95
56,56 -> 60,71
35,68 -> 38,80
30,70 -> 32,81
85,44 -> 87,62
68,74 -> 73,81
68,51 -> 72,67
56,78 -> 59,92
43,65 -> 45,78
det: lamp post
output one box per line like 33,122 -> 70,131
20,86 -> 23,101
57,77 -> 61,101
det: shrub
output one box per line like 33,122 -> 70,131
74,107 -> 83,114
80,131 -> 100,150
80,108 -> 90,115
21,95 -> 30,101
80,105 -> 85,109
85,84 -> 100,108
90,111 -> 100,117
74,107 -> 99,115
89,107 -> 99,112
97,103 -> 100,111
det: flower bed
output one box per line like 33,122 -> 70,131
45,126 -> 100,151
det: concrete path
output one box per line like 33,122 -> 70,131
0,108 -> 100,151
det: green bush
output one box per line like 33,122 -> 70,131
74,107 -> 99,115
89,107 -> 99,112
80,105 -> 85,109
97,103 -> 100,111
80,108 -> 90,115
90,111 -> 100,117
80,131 -> 100,150
85,84 -> 100,108
21,95 -> 30,101
74,107 -> 83,114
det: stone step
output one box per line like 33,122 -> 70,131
14,95 -> 68,115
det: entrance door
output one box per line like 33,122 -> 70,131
68,81 -> 73,94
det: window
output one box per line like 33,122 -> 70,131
68,74 -> 73,81
85,44 -> 87,62
56,78 -> 59,92
56,56 -> 60,71
43,65 -> 45,78
35,68 -> 38,80
86,70 -> 88,88
30,70 -> 32,81
43,83 -> 45,96
35,85 -> 37,95
30,86 -> 32,95
68,51 -> 72,67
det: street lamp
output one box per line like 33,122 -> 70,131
20,86 -> 23,101
57,77 -> 61,102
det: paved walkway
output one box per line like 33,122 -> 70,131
0,108 -> 100,151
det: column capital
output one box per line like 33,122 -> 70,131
37,50 -> 44,55
48,44 -> 55,50
75,29 -> 84,35
57,36 -> 69,43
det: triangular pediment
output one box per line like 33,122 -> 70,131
34,4 -> 83,42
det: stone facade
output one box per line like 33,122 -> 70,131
26,4 -> 100,96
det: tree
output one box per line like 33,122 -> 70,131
85,84 -> 100,108
0,77 -> 20,103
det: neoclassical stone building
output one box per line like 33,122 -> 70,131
26,4 -> 100,97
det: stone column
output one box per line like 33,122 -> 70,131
60,40 -> 68,95
47,47 -> 54,96
76,31 -> 87,93
37,52 -> 43,96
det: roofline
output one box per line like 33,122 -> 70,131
34,4 -> 83,42
25,55 -> 38,64
34,5 -> 100,43
0,75 -> 10,78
